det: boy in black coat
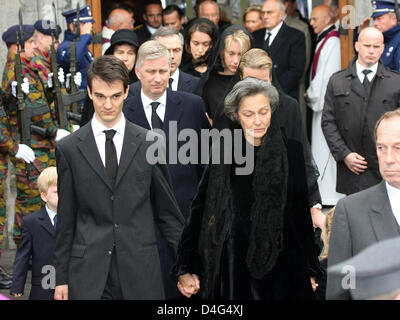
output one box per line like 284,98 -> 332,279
10,167 -> 58,300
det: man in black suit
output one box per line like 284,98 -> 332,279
10,167 -> 58,300
151,27 -> 200,94
252,0 -> 306,101
123,40 -> 210,299
134,0 -> 163,46
53,55 -> 184,300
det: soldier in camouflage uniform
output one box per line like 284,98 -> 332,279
1,24 -> 70,245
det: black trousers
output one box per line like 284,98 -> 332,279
101,250 -> 123,300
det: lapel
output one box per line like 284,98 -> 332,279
38,207 -> 55,238
163,89 -> 183,139
178,71 -> 189,91
126,85 -> 152,130
347,59 -> 367,99
369,181 -> 400,241
114,122 -> 142,188
77,123 -> 113,191
267,23 -> 289,58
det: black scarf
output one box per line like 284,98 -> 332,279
198,113 -> 288,296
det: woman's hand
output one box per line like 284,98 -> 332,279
177,273 -> 200,298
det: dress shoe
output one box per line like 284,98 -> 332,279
0,276 -> 12,289
0,266 -> 12,281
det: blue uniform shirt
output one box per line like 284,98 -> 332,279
56,30 -> 94,89
382,25 -> 400,72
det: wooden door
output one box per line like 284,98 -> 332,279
87,0 -> 102,58
339,0 -> 355,69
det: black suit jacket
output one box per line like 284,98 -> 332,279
178,70 -> 200,94
252,23 -> 306,100
135,24 -> 152,46
11,207 -> 55,300
54,120 -> 184,299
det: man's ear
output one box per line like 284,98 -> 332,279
135,67 -> 141,81
87,85 -> 93,100
355,41 -> 360,53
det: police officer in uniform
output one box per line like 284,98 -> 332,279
56,6 -> 95,90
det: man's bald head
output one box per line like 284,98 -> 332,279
356,27 -> 385,68
310,5 -> 334,34
108,8 -> 135,31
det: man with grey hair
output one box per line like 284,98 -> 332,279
102,5 -> 135,55
123,40 -> 211,299
150,27 -> 199,93
252,0 -> 306,101
327,109 -> 400,299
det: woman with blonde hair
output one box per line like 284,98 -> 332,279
196,25 -> 253,122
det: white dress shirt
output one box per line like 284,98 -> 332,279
168,69 -> 180,91
264,21 -> 283,46
141,90 -> 167,129
91,113 -> 126,166
386,182 -> 400,226
45,204 -> 57,227
146,24 -> 158,35
356,60 -> 378,84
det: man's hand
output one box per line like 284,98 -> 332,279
54,285 -> 68,300
304,92 -> 310,104
177,273 -> 200,298
344,152 -> 368,175
80,22 -> 93,35
310,207 -> 326,229
310,277 -> 318,292
15,144 -> 35,163
12,293 -> 22,298
359,17 -> 371,33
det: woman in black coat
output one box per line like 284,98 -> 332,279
174,78 -> 321,300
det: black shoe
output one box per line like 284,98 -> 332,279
0,277 -> 12,289
0,266 -> 12,281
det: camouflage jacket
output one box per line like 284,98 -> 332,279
0,51 -> 59,152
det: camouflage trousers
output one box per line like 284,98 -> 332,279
12,147 -> 56,246
0,155 -> 7,259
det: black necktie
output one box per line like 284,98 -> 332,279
53,214 -> 57,228
265,31 -> 272,49
151,102 -> 163,130
104,129 -> 118,187
168,78 -> 174,89
362,69 -> 372,89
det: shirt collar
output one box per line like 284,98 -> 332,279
265,21 -> 283,39
146,24 -> 158,35
386,181 -> 400,196
356,60 -> 378,78
171,69 -> 179,82
141,89 -> 167,109
45,204 -> 57,219
91,112 -> 126,137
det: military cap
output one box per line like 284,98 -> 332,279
34,20 -> 62,36
329,237 -> 400,300
372,1 -> 396,18
104,29 -> 139,55
62,5 -> 95,24
1,24 -> 35,44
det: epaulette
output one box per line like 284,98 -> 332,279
134,24 -> 145,31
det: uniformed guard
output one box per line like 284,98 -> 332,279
1,16 -> 70,246
359,0 -> 400,71
57,5 -> 95,90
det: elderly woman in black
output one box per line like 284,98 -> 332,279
174,78 -> 320,300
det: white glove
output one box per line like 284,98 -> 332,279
15,144 -> 35,163
72,124 -> 80,132
48,73 -> 54,88
11,78 -> 29,97
55,128 -> 70,142
58,68 -> 65,84
74,72 -> 82,87
66,73 -> 71,89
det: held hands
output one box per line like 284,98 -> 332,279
344,152 -> 368,175
177,273 -> 200,298
11,78 -> 29,97
15,144 -> 35,163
